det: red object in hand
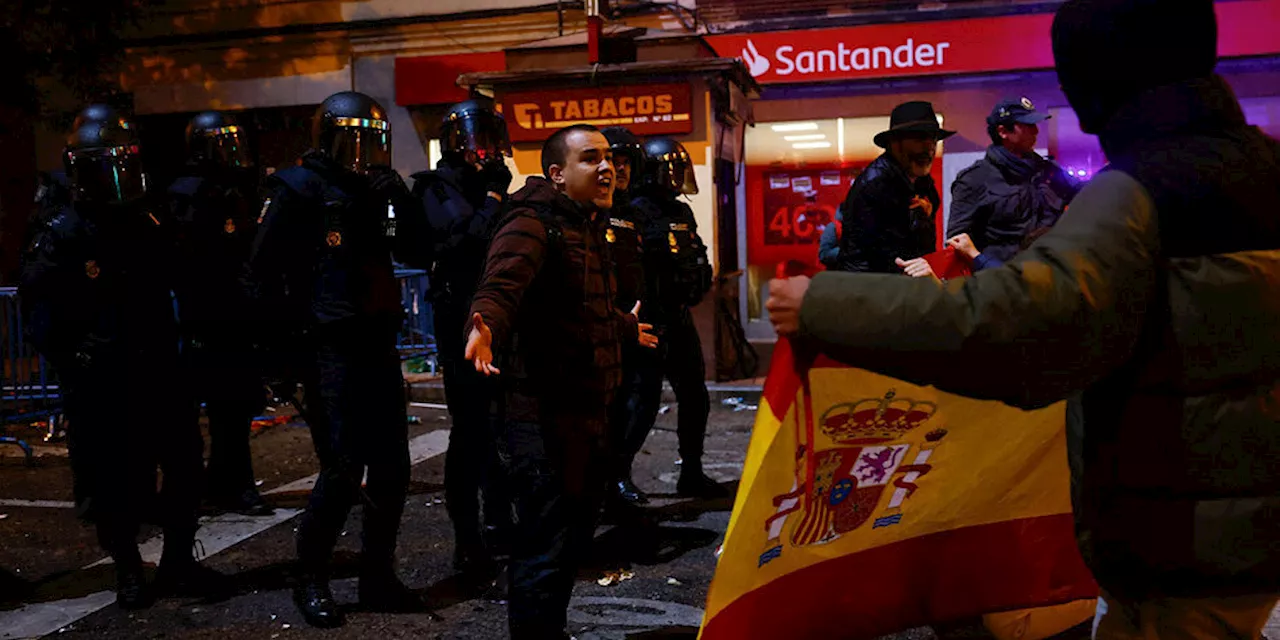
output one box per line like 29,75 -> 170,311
922,248 -> 972,279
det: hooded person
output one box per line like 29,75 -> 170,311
766,1 -> 1280,636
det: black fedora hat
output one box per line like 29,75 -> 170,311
873,101 -> 956,148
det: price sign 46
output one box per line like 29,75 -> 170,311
764,203 -> 837,246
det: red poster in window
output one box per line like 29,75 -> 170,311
747,165 -> 861,268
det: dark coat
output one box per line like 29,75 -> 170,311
834,153 -> 939,274
798,75 -> 1280,600
947,146 -> 1078,264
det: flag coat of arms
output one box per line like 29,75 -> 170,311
700,340 -> 1098,639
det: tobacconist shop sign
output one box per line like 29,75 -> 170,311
501,83 -> 694,143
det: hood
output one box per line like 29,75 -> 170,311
510,176 -> 593,221
1052,0 -> 1217,133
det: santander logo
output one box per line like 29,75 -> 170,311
738,37 -> 952,79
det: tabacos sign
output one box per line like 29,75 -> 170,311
501,83 -> 694,143
706,14 -> 1057,84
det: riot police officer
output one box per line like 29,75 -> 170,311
624,137 -> 725,499
169,111 -> 271,516
410,97 -> 513,586
600,126 -> 649,507
21,108 -> 226,609
249,91 -> 433,628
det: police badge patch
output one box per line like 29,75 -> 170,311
224,218 -> 236,234
85,260 -> 100,279
606,228 -> 616,243
326,231 -> 342,247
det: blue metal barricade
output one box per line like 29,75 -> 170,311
0,288 -> 61,461
394,269 -> 436,368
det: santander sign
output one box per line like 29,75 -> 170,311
742,38 -> 951,78
706,14 -> 1055,85
706,1 -> 1280,86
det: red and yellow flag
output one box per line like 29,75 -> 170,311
700,339 -> 1098,639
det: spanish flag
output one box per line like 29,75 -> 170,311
700,338 -> 1098,639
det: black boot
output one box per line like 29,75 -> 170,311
114,562 -> 152,610
677,461 -> 729,499
453,541 -> 500,593
358,565 -> 429,613
211,488 -> 274,517
155,534 -> 235,601
614,476 -> 649,506
154,559 -> 234,601
294,577 -> 344,628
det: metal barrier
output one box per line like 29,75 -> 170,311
394,269 -> 436,367
0,288 -> 61,462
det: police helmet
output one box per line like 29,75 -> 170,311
72,104 -> 131,131
440,98 -> 512,168
602,127 -> 643,173
186,111 -> 253,169
312,91 -> 391,175
642,137 -> 698,196
64,118 -> 147,205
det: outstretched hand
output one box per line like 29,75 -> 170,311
465,313 -> 500,376
632,301 -> 658,348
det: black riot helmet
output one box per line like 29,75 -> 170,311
64,118 -> 148,205
440,98 -> 512,168
601,126 -> 643,188
312,91 -> 391,175
186,111 -> 253,169
72,104 -> 131,131
641,137 -> 698,196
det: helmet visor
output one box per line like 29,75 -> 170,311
656,148 -> 698,195
67,146 -> 148,204
328,117 -> 390,174
197,126 -> 254,168
442,112 -> 512,165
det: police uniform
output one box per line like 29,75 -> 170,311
21,113 -> 224,608
623,193 -> 716,492
411,162 -> 511,574
21,200 -> 207,598
168,168 -> 266,511
251,148 -> 431,623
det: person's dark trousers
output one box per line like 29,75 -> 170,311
198,339 -> 264,501
63,358 -> 205,566
609,343 -> 642,481
504,418 -> 611,640
437,300 -> 512,557
296,322 -> 410,577
622,307 -> 711,469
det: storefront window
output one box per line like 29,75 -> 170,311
742,116 -> 945,332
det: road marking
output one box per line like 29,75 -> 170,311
0,591 -> 116,640
0,499 -> 76,509
0,428 -> 452,638
568,596 -> 704,639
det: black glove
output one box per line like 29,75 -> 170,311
369,166 -> 411,202
481,161 -> 513,196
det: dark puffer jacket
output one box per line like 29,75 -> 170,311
467,177 -> 639,435
947,146 -> 1078,266
797,75 -> 1280,600
834,153 -> 939,274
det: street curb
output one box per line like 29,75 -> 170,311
407,381 -> 763,405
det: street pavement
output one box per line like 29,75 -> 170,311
0,390 -> 1277,639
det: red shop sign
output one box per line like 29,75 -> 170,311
395,51 -> 506,106
705,0 -> 1280,86
500,83 -> 693,143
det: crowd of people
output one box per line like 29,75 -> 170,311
18,73 -> 720,637
770,0 -> 1280,637
14,0 -> 1280,638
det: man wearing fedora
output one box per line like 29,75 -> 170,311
834,101 -> 953,274
946,97 -> 1079,269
